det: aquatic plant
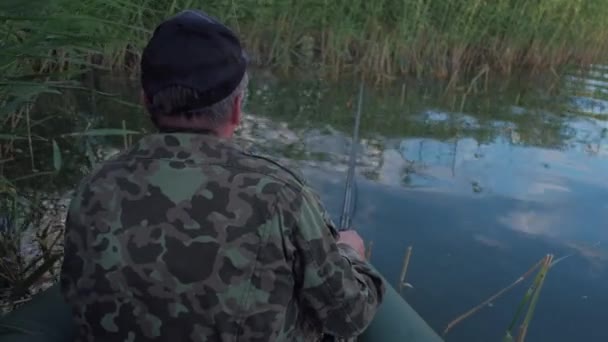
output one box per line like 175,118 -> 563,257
0,188 -> 63,314
222,0 -> 608,83
503,254 -> 554,342
442,254 -> 555,342
0,0 -> 141,183
0,0 -> 143,307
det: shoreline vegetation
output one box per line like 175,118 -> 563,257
2,0 -> 608,84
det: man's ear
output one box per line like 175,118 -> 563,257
230,93 -> 242,125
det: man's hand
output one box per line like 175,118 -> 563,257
337,230 -> 366,259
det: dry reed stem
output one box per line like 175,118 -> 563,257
515,254 -> 554,342
25,107 -> 35,172
398,246 -> 413,293
442,256 -> 546,337
0,297 -> 31,307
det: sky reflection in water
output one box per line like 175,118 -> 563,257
234,66 -> 608,341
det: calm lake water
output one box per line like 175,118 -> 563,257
16,65 -> 608,341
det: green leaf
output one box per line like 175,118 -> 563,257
3,83 -> 62,98
0,323 -> 36,335
52,139 -> 62,172
0,134 -> 26,140
0,177 -> 16,196
0,83 -> 63,118
502,331 -> 515,342
10,253 -> 61,300
0,0 -> 51,13
61,128 -> 140,137
85,140 -> 96,168
10,171 -> 55,182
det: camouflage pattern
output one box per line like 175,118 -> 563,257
60,133 -> 385,342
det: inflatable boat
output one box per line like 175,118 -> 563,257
0,272 -> 444,342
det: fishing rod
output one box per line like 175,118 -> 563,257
321,81 -> 364,342
338,81 -> 364,231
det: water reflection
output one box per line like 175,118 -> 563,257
300,165 -> 608,342
239,66 -> 608,341
566,65 -> 608,117
235,107 -> 608,248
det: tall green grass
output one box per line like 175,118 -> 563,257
4,0 -> 608,83
0,0 -> 142,304
8,0 -> 607,80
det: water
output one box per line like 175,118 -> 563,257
12,65 -> 608,341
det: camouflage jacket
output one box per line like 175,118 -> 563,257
60,133 -> 385,342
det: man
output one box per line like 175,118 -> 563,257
60,9 -> 385,342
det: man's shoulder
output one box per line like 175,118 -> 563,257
68,136 -> 314,212
237,150 -> 339,233
233,148 -> 309,192
71,141 -> 311,205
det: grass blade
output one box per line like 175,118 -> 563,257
61,128 -> 140,137
443,256 -> 545,337
0,134 -> 26,140
10,253 -> 61,300
515,254 -> 554,342
51,139 -> 62,172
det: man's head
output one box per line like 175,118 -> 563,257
140,10 -> 249,137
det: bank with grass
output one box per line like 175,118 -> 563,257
3,0 -> 608,83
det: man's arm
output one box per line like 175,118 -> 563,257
278,185 -> 385,338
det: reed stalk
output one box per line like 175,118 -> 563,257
3,0 -> 608,83
398,246 -> 413,293
442,255 -> 546,337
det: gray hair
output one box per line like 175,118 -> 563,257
148,72 -> 249,128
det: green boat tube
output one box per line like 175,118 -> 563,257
0,274 -> 443,342
359,273 -> 445,342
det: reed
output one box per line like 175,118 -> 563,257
2,0 -> 608,83
442,256 -> 546,337
398,246 -> 413,294
442,254 -> 557,341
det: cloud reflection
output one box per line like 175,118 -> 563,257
498,210 -> 558,237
